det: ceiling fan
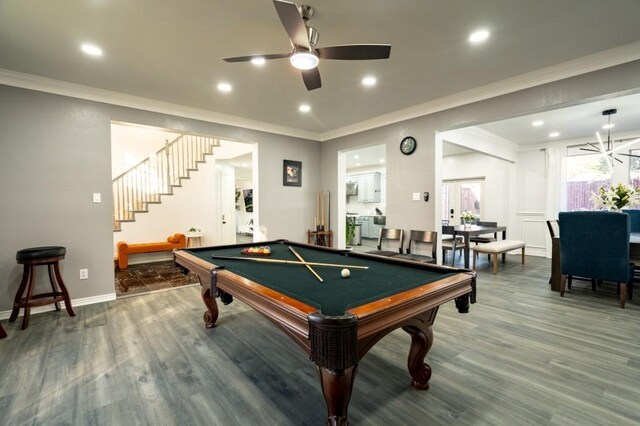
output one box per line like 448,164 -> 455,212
222,0 -> 391,91
580,109 -> 640,171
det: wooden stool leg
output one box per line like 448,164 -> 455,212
21,265 -> 38,330
10,264 -> 31,322
53,262 -> 75,317
48,264 -> 61,311
521,247 -> 525,264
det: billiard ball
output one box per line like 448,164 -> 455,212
341,268 -> 350,278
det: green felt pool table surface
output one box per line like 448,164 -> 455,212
184,240 -> 458,316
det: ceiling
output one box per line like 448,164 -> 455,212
2,1 -> 640,138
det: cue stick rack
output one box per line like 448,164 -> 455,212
309,190 -> 332,247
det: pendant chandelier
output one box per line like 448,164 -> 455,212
580,108 -> 640,172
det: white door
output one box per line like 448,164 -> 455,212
442,179 -> 485,224
219,171 -> 236,244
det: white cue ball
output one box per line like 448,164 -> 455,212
341,268 -> 350,278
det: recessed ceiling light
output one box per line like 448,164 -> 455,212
299,104 -> 311,113
362,76 -> 376,87
81,43 -> 103,57
354,155 -> 359,159
217,82 -> 232,93
379,159 -> 385,163
251,57 -> 266,66
469,30 -> 490,44
549,132 -> 560,138
356,163 -> 361,167
602,123 -> 615,129
532,120 -> 544,127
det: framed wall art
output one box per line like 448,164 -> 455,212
283,159 -> 302,187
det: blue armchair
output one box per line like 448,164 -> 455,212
559,211 -> 634,308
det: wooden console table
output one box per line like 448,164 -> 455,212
308,230 -> 332,247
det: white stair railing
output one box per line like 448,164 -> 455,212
113,134 -> 220,231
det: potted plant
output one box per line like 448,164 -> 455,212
591,183 -> 640,211
460,211 -> 476,228
346,216 -> 356,245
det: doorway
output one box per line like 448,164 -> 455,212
442,179 -> 485,224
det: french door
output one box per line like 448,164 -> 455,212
442,179 -> 485,224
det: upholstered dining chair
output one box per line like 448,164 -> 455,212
367,228 -> 404,257
394,230 -> 437,263
442,225 -> 464,265
559,211 -> 634,308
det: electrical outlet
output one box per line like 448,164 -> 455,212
412,192 -> 420,201
79,269 -> 89,280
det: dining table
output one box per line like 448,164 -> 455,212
550,232 -> 640,291
449,224 -> 507,268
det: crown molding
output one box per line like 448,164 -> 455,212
3,41 -> 640,143
320,41 -> 640,141
0,69 -> 319,141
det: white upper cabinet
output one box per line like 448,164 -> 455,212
357,172 -> 381,203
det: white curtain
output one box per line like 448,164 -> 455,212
545,146 -> 565,257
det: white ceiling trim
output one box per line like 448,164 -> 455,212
0,68 -> 318,141
319,41 -> 640,141
2,40 -> 640,143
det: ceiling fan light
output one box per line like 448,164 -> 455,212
251,57 -> 266,66
290,51 -> 319,70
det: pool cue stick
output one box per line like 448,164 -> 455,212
210,255 -> 369,269
327,189 -> 331,235
289,246 -> 323,282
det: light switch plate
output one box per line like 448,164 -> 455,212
93,193 -> 101,203
412,192 -> 420,201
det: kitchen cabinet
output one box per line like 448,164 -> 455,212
370,223 -> 383,240
357,172 -> 381,203
356,216 -> 371,238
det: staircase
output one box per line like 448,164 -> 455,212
113,134 -> 220,231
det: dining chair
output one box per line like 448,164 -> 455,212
442,225 -> 464,265
625,209 -> 640,232
394,230 -> 437,263
546,219 -> 559,283
559,211 -> 634,308
469,221 -> 498,244
367,228 -> 404,257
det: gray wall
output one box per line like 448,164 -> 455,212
0,85 -> 320,312
321,60 -> 640,244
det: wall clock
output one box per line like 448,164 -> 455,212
400,136 -> 417,155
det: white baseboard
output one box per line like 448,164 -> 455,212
0,292 -> 116,320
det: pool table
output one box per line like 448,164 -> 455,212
174,240 -> 476,425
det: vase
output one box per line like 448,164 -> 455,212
463,219 -> 473,229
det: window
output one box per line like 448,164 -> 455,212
629,149 -> 640,188
565,151 -> 611,211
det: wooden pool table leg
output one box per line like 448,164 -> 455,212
317,364 -> 358,426
201,286 -> 219,328
403,324 -> 433,390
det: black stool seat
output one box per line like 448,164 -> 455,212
17,246 -> 66,262
10,246 -> 74,330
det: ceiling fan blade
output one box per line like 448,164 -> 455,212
273,0 -> 310,49
223,53 -> 290,63
317,44 -> 391,60
302,67 -> 321,91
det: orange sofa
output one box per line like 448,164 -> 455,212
117,233 -> 186,269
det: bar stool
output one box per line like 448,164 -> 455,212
10,246 -> 75,330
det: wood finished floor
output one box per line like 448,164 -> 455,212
1,254 -> 639,425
